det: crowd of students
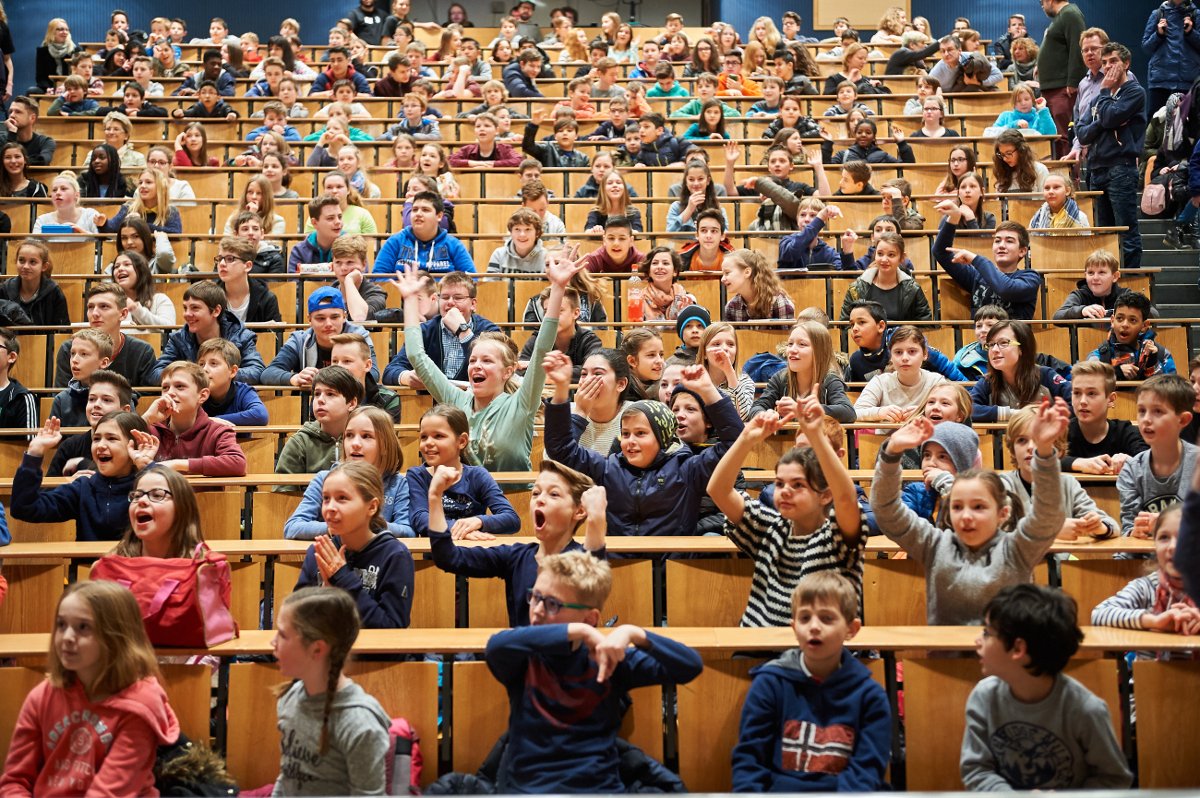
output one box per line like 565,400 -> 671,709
0,2 -> 1190,795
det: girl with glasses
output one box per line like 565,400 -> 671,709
112,465 -> 201,557
968,320 -> 1072,422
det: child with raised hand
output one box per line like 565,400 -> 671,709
406,404 -> 520,538
720,248 -> 795,322
777,200 -> 843,270
732,573 -> 890,792
709,387 -> 867,626
750,320 -> 856,423
1093,505 -> 1200,635
853,326 -> 947,422
396,255 -> 577,472
430,459 -> 607,625
970,320 -> 1073,423
544,355 -> 743,538
294,461 -> 415,628
271,586 -> 391,795
0,582 -> 180,796
622,327 -> 666,400
838,232 -> 932,323
286,406 -> 413,540
697,322 -> 755,419
485,551 -> 702,792
12,411 -> 155,541
1001,407 -> 1118,541
871,397 -> 1070,625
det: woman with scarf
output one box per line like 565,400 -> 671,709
36,18 -> 83,92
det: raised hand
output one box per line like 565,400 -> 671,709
1031,396 -> 1071,455
546,253 -> 582,287
841,228 -> 858,252
391,261 -> 427,299
429,464 -> 461,496
947,247 -> 977,266
542,350 -> 574,388
580,485 -> 607,519
818,204 -> 842,222
27,416 -> 63,457
679,363 -> 719,401
885,416 -> 935,454
740,409 -> 794,444
127,429 -> 160,468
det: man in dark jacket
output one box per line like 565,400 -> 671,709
152,280 -> 266,384
1142,0 -> 1200,115
349,0 -> 388,46
0,97 -> 56,166
503,50 -> 544,98
992,14 -> 1027,70
384,271 -> 500,387
1075,42 -> 1147,270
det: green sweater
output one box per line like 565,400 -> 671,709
669,98 -> 740,117
405,315 -> 557,471
1036,3 -> 1086,89
273,421 -> 339,493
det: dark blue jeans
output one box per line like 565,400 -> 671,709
1089,162 -> 1142,270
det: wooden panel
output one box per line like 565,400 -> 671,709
468,577 -> 510,628
0,667 -> 47,763
251,491 -> 302,540
677,656 -> 759,792
226,660 -> 439,789
607,559 -> 654,628
411,560 -> 456,629
864,558 -> 926,627
230,560 -> 263,633
195,489 -> 243,540
1060,559 -> 1147,626
665,558 -> 753,627
160,663 -> 216,744
1134,660 -> 1200,787
0,564 -> 65,634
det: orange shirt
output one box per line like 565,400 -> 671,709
716,72 -> 762,97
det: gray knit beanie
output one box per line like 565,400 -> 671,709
921,422 -> 981,473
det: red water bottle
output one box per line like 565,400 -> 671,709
627,276 -> 644,323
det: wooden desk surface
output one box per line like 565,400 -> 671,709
0,626 -> 1190,657
0,535 -> 1154,560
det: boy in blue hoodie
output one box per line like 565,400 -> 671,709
778,198 -> 842,269
198,338 -> 268,426
634,112 -> 685,167
371,191 -> 476,275
732,572 -> 891,792
845,300 -> 966,382
485,550 -> 702,793
1086,291 -> 1175,378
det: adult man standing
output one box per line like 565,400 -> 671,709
928,35 -> 1003,92
1038,0 -> 1087,158
1142,0 -> 1200,116
1075,42 -> 1146,271
349,0 -> 388,46
1064,28 -> 1110,166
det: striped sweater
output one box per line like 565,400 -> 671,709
724,499 -> 866,627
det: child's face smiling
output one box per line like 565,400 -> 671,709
619,411 -> 661,467
646,251 -> 675,288
950,477 -> 1007,550
923,388 -> 962,423
629,339 -> 664,382
1084,264 -> 1117,298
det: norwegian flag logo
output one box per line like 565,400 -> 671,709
781,720 -> 856,774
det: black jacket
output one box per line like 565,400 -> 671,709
216,277 -> 282,324
0,276 -> 69,326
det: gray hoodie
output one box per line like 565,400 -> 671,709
273,679 -> 391,796
871,448 -> 1064,625
487,238 -> 546,274
1000,469 -> 1118,538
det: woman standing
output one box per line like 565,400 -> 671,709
36,18 -> 82,92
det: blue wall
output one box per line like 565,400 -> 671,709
713,1 -> 1150,81
5,0 -> 1151,97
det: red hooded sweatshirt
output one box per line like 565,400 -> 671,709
1,677 -> 180,797
151,408 -> 248,477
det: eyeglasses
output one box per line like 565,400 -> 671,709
213,255 -> 244,266
526,588 -> 593,616
980,627 -> 998,639
129,488 -> 173,503
949,156 -> 968,163
984,339 -> 1020,351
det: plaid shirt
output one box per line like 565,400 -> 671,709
722,292 -> 795,322
440,321 -> 471,378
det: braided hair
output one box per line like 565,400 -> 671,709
277,586 -> 361,754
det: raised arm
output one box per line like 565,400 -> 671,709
397,263 -> 463,405
708,410 -> 791,525
797,384 -> 861,540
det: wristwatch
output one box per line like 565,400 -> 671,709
456,323 -> 471,336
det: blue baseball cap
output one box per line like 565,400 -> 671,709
307,286 -> 347,315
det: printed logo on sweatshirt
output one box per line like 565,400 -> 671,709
781,720 -> 854,773
989,722 -> 1074,789
526,659 -> 610,728
48,711 -> 112,749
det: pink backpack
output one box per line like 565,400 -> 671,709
384,717 -> 424,795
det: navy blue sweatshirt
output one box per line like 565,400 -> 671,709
933,221 -> 1043,319
406,464 -> 520,536
732,648 -> 891,792
296,531 -> 414,628
429,534 -> 605,625
544,396 -> 743,537
1075,74 -> 1147,168
10,453 -> 136,541
968,366 -> 1072,422
203,381 -> 268,426
485,624 -> 703,793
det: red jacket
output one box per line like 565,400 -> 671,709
0,677 -> 179,797
583,245 -> 644,274
448,141 -> 523,168
152,408 -> 247,476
